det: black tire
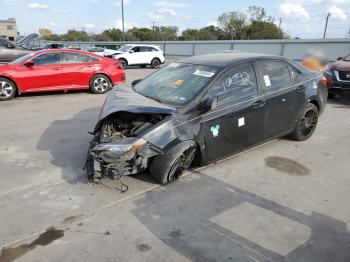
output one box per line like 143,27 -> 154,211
150,141 -> 197,185
89,74 -> 111,94
151,58 -> 161,69
290,103 -> 319,141
0,77 -> 17,101
118,59 -> 127,69
141,65 -> 147,68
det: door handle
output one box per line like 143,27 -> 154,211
296,85 -> 306,92
252,100 -> 265,108
52,67 -> 61,71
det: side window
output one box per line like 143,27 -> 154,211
139,46 -> 149,52
209,63 -> 257,102
258,61 -> 291,89
62,53 -> 98,64
131,46 -> 140,52
288,65 -> 300,81
32,53 -> 60,65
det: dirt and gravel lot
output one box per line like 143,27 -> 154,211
1,65 -> 350,262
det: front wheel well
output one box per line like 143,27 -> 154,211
309,99 -> 320,112
117,58 -> 128,65
0,75 -> 20,95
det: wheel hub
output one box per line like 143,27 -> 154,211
0,81 -> 13,98
93,78 -> 108,92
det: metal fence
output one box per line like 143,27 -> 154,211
32,39 -> 350,61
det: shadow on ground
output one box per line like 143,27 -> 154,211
36,107 -> 99,185
327,94 -> 350,108
132,171 -> 350,262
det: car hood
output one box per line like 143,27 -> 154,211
331,60 -> 350,71
94,84 -> 176,132
0,63 -> 17,71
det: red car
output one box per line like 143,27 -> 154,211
0,49 -> 125,101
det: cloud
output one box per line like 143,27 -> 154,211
156,1 -> 189,8
278,2 -> 309,19
112,19 -> 138,30
83,23 -> 96,29
28,2 -> 49,10
329,4 -> 347,19
207,21 -> 218,27
146,7 -> 176,20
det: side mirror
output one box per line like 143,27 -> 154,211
337,57 -> 343,61
129,49 -> 134,54
202,96 -> 218,112
24,60 -> 34,67
131,79 -> 142,86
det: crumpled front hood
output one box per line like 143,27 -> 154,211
94,84 -> 176,132
331,60 -> 350,71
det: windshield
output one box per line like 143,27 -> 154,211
116,45 -> 131,53
133,62 -> 219,105
9,52 -> 37,64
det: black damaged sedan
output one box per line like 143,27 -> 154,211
86,52 -> 327,185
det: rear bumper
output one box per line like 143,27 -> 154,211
328,82 -> 350,94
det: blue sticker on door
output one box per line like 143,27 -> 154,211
210,124 -> 220,138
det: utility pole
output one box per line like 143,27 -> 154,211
121,0 -> 125,41
278,18 -> 282,30
323,12 -> 330,39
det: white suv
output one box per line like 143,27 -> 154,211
112,44 -> 165,69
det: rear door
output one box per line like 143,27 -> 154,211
256,60 -> 305,139
16,52 -> 62,91
200,63 -> 266,162
61,52 -> 100,88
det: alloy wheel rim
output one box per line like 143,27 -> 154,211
0,81 -> 14,98
153,60 -> 160,67
168,146 -> 196,182
299,109 -> 317,137
93,78 -> 108,92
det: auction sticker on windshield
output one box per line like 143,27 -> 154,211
193,69 -> 215,78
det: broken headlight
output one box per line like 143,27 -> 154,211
90,138 -> 146,162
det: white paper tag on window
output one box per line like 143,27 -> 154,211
263,75 -> 271,87
238,117 -> 245,127
193,69 -> 215,78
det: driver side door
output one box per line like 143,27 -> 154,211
16,52 -> 63,92
200,63 -> 266,163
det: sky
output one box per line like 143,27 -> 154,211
1,0 -> 350,39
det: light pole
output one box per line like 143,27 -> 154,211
121,0 -> 125,41
323,12 -> 330,39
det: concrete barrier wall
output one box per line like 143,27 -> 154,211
31,39 -> 350,61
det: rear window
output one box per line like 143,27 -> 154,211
62,52 -> 99,63
258,61 -> 291,89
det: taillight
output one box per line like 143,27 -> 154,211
320,76 -> 327,86
115,61 -> 122,70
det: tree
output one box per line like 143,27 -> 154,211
39,28 -> 53,40
217,11 -> 247,40
154,26 -> 178,40
60,30 -> 90,41
180,29 -> 199,40
245,21 -> 284,39
247,6 -> 268,22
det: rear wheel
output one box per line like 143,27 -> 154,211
89,74 -> 111,94
290,103 -> 318,141
0,77 -> 17,101
150,141 -> 197,185
151,58 -> 161,69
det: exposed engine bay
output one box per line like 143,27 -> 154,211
85,112 -> 167,191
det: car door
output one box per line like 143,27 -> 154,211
127,46 -> 143,65
255,60 -> 305,139
61,52 -> 100,88
16,52 -> 62,91
200,63 -> 266,162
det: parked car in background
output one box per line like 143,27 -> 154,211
112,44 -> 165,69
0,33 -> 38,63
85,47 -> 120,58
86,52 -> 327,186
31,43 -> 65,51
323,54 -> 350,97
0,49 -> 125,101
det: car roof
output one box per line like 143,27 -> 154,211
125,44 -> 159,47
178,52 -> 283,67
36,49 -> 105,58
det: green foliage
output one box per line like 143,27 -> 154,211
37,5 -> 286,42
